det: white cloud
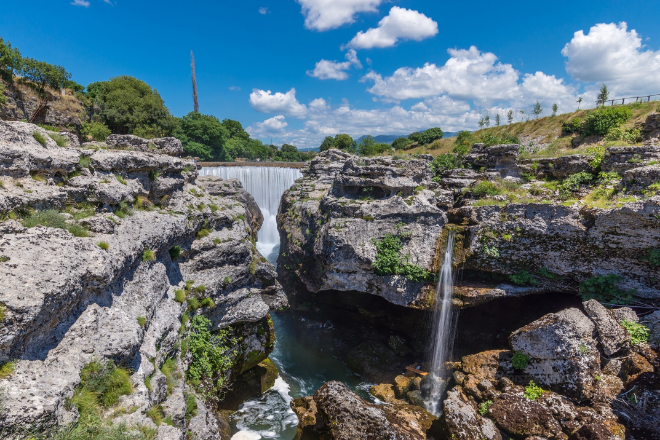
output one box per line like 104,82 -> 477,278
71,0 -> 90,6
249,88 -> 308,118
103,0 -> 115,5
259,7 -> 269,14
363,46 -> 520,101
251,115 -> 288,135
307,49 -> 362,80
297,0 -> 383,31
562,22 -> 660,95
346,7 -> 438,49
229,86 -> 241,91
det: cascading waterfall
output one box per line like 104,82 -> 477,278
199,166 -> 302,261
424,231 -> 457,416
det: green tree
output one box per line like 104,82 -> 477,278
507,110 -> 513,124
478,118 -> 485,129
495,114 -> 501,126
408,132 -> 423,143
484,115 -> 490,127
93,76 -> 176,135
20,58 -> 71,97
577,97 -> 583,110
392,137 -> 412,150
0,38 -> 22,82
419,127 -> 444,144
319,136 -> 335,151
358,135 -> 390,156
552,103 -> 558,116
334,134 -> 356,153
532,101 -> 543,118
221,119 -> 250,141
173,111 -> 229,161
596,84 -> 609,106
222,138 -> 247,161
281,144 -> 298,153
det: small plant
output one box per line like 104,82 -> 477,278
146,404 -> 165,425
137,316 -> 146,328
115,174 -> 127,185
174,289 -> 186,303
478,400 -> 493,415
372,233 -> 431,282
148,170 -> 161,181
524,381 -> 545,401
73,360 -> 133,409
620,320 -> 649,345
160,358 -> 179,395
185,393 -> 198,422
201,298 -> 215,308
223,276 -> 231,285
49,133 -> 69,147
97,241 -> 109,251
0,361 -> 15,379
538,267 -> 560,280
169,245 -> 182,261
187,297 -> 200,311
579,344 -> 589,354
482,245 -> 499,258
640,248 -> 660,268
196,228 -> 212,239
512,351 -> 529,370
186,315 -> 232,399
558,172 -> 593,199
78,156 -> 91,169
472,181 -> 503,198
32,131 -> 47,146
509,271 -> 538,286
579,274 -> 634,304
142,249 -> 156,262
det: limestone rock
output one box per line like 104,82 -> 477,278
610,307 -> 639,324
623,165 -> 660,187
106,134 -> 184,156
441,386 -> 502,440
582,300 -> 630,356
602,145 -> 660,172
509,308 -> 600,400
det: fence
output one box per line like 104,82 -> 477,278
606,93 -> 660,106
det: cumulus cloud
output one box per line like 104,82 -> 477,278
249,88 -> 308,118
251,115 -> 288,135
297,0 -> 383,31
363,46 -> 520,101
346,7 -> 438,49
71,0 -> 90,6
259,7 -> 269,14
307,49 -> 362,80
562,22 -> 660,95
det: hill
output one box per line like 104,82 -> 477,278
357,132 -> 459,145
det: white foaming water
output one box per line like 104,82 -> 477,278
424,231 -> 457,416
199,166 -> 302,251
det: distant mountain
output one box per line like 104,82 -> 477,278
357,132 -> 460,145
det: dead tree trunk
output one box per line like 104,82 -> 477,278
191,50 -> 199,113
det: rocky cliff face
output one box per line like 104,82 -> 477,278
0,119 -> 285,438
278,144 -> 660,310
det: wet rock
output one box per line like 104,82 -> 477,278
294,381 -> 438,440
394,375 -> 420,399
583,300 -> 630,356
370,383 -> 406,404
489,392 -> 564,439
441,386 -> 502,440
460,349 -> 514,382
509,308 -> 600,400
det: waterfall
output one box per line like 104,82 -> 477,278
424,231 -> 457,416
199,166 -> 302,262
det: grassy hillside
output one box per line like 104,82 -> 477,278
403,100 -> 660,158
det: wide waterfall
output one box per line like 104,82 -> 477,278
424,231 -> 457,416
199,166 -> 302,261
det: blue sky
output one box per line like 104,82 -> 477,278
2,0 -> 660,147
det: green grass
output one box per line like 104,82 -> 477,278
137,317 -> 146,328
160,358 -> 179,395
21,209 -> 89,237
187,298 -> 200,311
200,298 -> 215,308
74,360 -> 133,410
115,174 -> 127,185
97,241 -> 109,251
142,249 -> 155,262
32,131 -> 47,146
146,405 -> 165,426
174,289 -> 186,303
49,133 -> 69,147
115,201 -> 133,219
79,156 -> 91,169
196,228 -> 212,239
0,361 -> 16,379
168,245 -> 182,261
184,393 -> 198,422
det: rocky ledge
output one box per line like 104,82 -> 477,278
0,119 -> 285,439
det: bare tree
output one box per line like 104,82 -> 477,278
191,50 -> 199,113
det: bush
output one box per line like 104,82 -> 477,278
509,271 -> 538,286
620,320 -> 649,345
431,154 -> 462,176
169,245 -> 182,261
81,121 -> 111,142
583,106 -> 632,136
392,137 -> 413,150
472,181 -> 503,198
640,248 -> 660,267
142,249 -> 156,262
186,315 -> 232,398
22,209 -> 89,237
481,132 -> 520,147
512,351 -> 529,370
562,117 -> 584,134
32,131 -> 47,146
579,274 -> 634,304
524,381 -> 544,401
372,233 -> 431,282
558,171 -> 593,199
454,130 -> 475,149
49,133 -> 69,147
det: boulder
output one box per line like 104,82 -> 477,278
601,145 -> 660,173
622,165 -> 660,187
509,308 -> 600,400
518,154 -> 592,178
582,300 -> 630,356
646,310 -> 660,350
441,386 -> 502,440
610,307 -> 638,324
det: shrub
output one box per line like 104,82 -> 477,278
472,181 -> 503,198
148,170 -> 160,181
186,315 -> 232,398
22,209 -> 89,237
482,245 -> 499,258
512,351 -> 530,370
392,137 -> 413,150
558,171 -> 593,199
454,130 -> 475,149
431,154 -> 462,175
223,276 -> 231,285
81,121 -> 111,142
583,106 -> 632,136
579,274 -> 634,304
509,271 -> 538,286
194,285 -> 207,294
174,289 -> 186,303
49,133 -> 69,147
142,249 -> 156,262
640,248 -> 660,267
372,233 -> 431,282
478,400 -> 493,415
524,381 -> 545,401
620,320 -> 649,345
97,241 -> 109,251
32,131 -> 47,145
74,360 -> 133,409
562,117 -> 583,134
169,245 -> 182,261
201,298 -> 215,308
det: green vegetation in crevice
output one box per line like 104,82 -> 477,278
372,230 -> 431,282
21,209 -> 89,237
640,248 -> 660,268
508,271 -> 538,286
478,400 -> 493,416
579,274 -> 634,304
49,133 -> 69,147
524,381 -> 545,401
32,131 -> 47,146
142,249 -> 155,262
512,351 -> 530,370
0,361 -> 15,379
620,320 -> 649,345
